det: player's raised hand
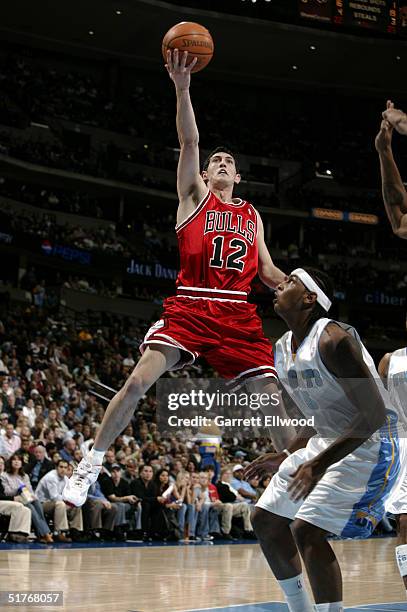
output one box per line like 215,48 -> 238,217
288,458 -> 325,502
243,451 -> 287,481
382,100 -> 407,133
375,119 -> 393,153
165,49 -> 198,91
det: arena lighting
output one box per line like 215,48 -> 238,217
292,65 -> 298,70
310,45 -> 316,50
396,55 -> 401,60
116,9 -> 122,15
88,30 -> 95,36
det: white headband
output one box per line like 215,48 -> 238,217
291,268 -> 332,312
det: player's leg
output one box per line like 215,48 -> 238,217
92,345 -> 179,450
63,345 -> 180,506
292,518 -> 343,611
396,513 -> 407,597
252,508 -> 314,612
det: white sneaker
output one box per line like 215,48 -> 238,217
62,459 -> 102,507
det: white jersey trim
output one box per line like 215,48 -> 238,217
177,286 -> 247,295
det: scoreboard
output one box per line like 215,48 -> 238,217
299,0 -> 405,34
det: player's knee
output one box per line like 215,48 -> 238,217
291,519 -> 324,549
122,372 -> 146,403
251,507 -> 280,540
398,514 -> 407,542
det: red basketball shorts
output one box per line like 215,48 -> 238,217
140,289 -> 277,388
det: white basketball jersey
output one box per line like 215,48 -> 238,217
388,347 -> 407,433
275,318 -> 395,438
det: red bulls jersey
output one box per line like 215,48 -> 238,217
175,190 -> 258,295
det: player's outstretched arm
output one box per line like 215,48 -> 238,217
375,119 -> 407,239
378,352 -> 391,381
165,49 -> 207,222
256,212 -> 287,287
383,99 -> 407,136
287,325 -> 388,501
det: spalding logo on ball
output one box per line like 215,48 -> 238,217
162,21 -> 214,73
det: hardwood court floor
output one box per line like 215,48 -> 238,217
0,538 -> 405,612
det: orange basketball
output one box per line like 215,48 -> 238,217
162,22 -> 214,73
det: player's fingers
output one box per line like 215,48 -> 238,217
187,57 -> 198,72
387,99 -> 393,109
180,50 -> 188,69
166,50 -> 173,71
173,47 -> 179,69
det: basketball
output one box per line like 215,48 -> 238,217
162,22 -> 214,73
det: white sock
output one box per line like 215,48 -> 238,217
278,574 -> 314,612
87,448 -> 105,466
314,603 -> 344,612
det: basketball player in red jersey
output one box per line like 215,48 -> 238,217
63,49 -> 293,507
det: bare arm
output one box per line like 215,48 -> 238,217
378,352 -> 391,382
375,119 -> 407,239
256,212 -> 287,287
165,50 -> 207,224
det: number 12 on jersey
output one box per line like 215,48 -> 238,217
209,236 -> 247,272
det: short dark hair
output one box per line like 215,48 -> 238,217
202,147 -> 240,173
57,460 -> 69,468
302,267 -> 334,321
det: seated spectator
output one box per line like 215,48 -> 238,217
102,448 -> 116,473
152,468 -> 180,541
99,463 -> 139,540
1,423 -> 21,459
1,454 -> 53,543
0,455 -> 31,543
190,471 -> 212,542
198,471 -> 221,538
84,480 -> 118,540
25,445 -> 53,490
16,436 -> 34,467
230,464 -> 257,504
59,438 -> 76,463
216,467 -> 255,538
122,458 -> 138,483
35,459 -> 83,542
130,464 -> 158,540
175,471 -> 197,540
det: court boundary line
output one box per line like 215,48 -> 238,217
176,602 -> 407,612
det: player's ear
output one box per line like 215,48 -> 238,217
234,173 -> 241,185
304,292 -> 317,306
202,170 -> 208,182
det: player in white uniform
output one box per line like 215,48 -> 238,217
379,348 -> 407,600
245,267 -> 400,612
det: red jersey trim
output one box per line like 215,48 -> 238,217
175,190 -> 211,233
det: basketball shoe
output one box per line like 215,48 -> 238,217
62,458 -> 102,507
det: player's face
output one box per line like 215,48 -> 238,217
274,275 -> 313,315
202,152 -> 241,189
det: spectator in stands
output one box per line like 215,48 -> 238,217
84,480 -> 118,541
174,471 -> 197,540
122,458 -> 138,483
16,436 -> 34,466
35,459 -> 83,542
198,471 -> 222,538
102,448 -> 116,473
230,464 -> 257,504
99,463 -> 139,540
217,467 -> 255,538
25,445 -> 53,490
0,455 -> 31,543
152,468 -> 180,541
1,454 -> 53,543
130,464 -> 157,540
1,423 -> 21,458
60,438 -> 76,463
191,471 -> 212,542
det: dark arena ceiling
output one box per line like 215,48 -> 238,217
0,0 -> 407,95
